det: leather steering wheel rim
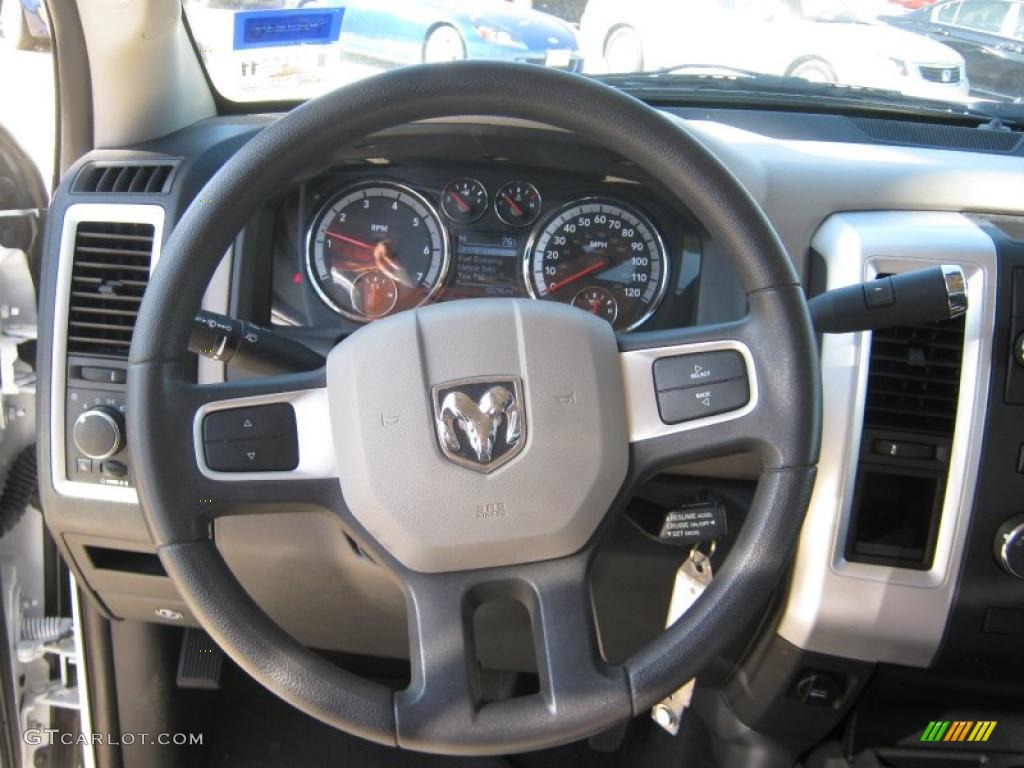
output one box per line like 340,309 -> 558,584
128,62 -> 820,755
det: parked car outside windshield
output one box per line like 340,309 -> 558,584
580,0 -> 969,101
182,0 -> 1024,109
883,0 -> 1024,100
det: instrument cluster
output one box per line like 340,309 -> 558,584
284,167 -> 701,334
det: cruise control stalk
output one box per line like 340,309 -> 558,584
808,265 -> 967,333
189,311 -> 324,374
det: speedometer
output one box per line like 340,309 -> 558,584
306,182 -> 449,321
525,200 -> 668,331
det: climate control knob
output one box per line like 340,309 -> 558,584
73,406 -> 125,461
995,515 -> 1024,580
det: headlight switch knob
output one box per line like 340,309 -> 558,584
995,514 -> 1024,580
73,406 -> 125,461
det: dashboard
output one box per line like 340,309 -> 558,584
33,105 -> 1024,760
269,131 -> 702,334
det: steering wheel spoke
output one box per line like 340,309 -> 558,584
395,552 -> 630,753
129,362 -> 338,543
622,285 -> 819,476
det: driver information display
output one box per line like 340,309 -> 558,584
451,232 -> 521,296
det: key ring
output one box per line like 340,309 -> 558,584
689,539 -> 717,562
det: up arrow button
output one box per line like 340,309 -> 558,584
202,403 -> 295,442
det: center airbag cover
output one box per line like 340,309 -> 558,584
327,299 -> 628,573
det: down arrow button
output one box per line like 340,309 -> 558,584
204,435 -> 298,473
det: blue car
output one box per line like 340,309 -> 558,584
0,0 -> 49,50
312,0 -> 581,70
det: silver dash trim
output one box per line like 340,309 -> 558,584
620,339 -> 759,443
778,211 -> 997,667
193,388 -> 336,481
50,204 -> 165,504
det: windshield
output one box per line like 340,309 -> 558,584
182,0 -> 1024,111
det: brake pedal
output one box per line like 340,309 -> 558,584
176,628 -> 223,690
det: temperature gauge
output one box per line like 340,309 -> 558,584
441,178 -> 488,224
495,181 -> 542,227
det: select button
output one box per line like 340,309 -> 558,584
657,377 -> 750,425
653,350 -> 747,392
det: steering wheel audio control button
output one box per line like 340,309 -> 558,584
653,350 -> 746,392
202,403 -> 296,442
202,404 -> 299,472
656,377 -> 750,425
204,436 -> 298,473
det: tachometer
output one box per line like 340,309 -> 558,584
525,200 -> 667,331
306,182 -> 449,320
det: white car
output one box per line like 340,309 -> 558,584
580,0 -> 970,101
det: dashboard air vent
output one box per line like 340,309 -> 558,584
863,316 -> 965,437
850,117 -> 1022,154
73,163 -> 175,195
66,221 -> 155,359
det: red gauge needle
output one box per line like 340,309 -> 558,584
502,194 -> 525,217
325,231 -> 374,250
547,260 -> 607,293
448,191 -> 471,213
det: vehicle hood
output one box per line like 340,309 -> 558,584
468,5 -> 578,49
808,20 -> 964,64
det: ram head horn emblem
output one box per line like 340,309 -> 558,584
432,377 -> 526,472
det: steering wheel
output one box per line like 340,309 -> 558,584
128,62 -> 820,755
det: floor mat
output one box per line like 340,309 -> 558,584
204,665 -> 509,768
508,712 -> 716,768
204,662 -> 717,767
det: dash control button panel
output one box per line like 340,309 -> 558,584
653,350 -> 750,425
202,404 -> 298,472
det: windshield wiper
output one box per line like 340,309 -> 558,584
608,63 -> 765,79
594,70 -> 1024,127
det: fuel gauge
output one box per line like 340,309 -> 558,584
572,286 -> 619,325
